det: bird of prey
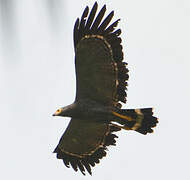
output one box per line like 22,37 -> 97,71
53,2 -> 158,176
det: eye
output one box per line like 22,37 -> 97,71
57,109 -> 61,113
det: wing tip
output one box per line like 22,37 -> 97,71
74,2 -> 118,47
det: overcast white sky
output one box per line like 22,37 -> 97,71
0,0 -> 190,179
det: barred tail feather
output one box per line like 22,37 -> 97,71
116,108 -> 158,135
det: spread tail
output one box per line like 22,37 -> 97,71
112,108 -> 158,135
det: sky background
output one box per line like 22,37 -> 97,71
0,0 -> 190,179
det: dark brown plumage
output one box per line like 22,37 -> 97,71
53,2 -> 158,175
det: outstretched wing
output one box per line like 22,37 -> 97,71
53,118 -> 120,175
74,2 -> 129,108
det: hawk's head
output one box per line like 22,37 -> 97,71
53,104 -> 76,117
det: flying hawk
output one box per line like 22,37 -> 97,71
53,2 -> 158,175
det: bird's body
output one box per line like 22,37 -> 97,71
53,2 -> 158,175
